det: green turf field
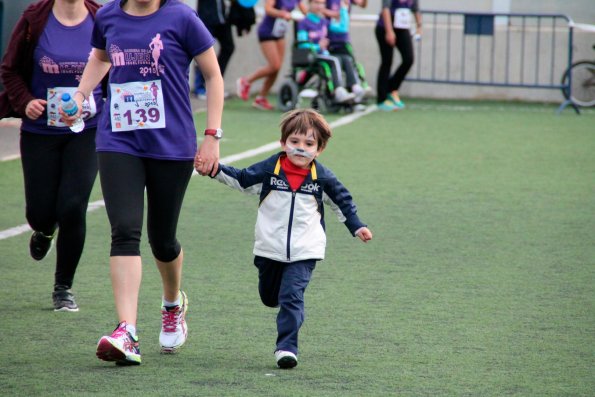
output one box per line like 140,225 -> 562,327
0,99 -> 593,396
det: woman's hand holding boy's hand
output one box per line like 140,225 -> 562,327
194,144 -> 219,177
356,227 -> 373,242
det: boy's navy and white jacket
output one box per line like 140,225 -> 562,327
213,152 -> 366,263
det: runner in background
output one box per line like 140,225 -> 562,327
0,0 -> 104,312
375,0 -> 422,111
236,0 -> 308,110
194,0 -> 236,99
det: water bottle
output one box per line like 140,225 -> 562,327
60,93 -> 85,133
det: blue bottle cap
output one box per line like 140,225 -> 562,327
238,0 -> 257,8
61,93 -> 72,101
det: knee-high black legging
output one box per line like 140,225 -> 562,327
375,26 -> 414,104
20,129 -> 98,289
97,152 -> 193,262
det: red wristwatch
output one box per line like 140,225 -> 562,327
204,128 -> 223,139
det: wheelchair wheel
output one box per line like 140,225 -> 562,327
311,95 -> 327,113
278,80 -> 300,111
561,61 -> 595,107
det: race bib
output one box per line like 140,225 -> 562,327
394,8 -> 412,29
272,18 -> 289,38
110,80 -> 165,132
47,87 -> 97,128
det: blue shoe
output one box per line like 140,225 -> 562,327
388,93 -> 405,109
377,100 -> 397,112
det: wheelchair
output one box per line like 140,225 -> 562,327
277,46 -> 355,114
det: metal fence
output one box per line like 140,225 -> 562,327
405,11 -> 577,113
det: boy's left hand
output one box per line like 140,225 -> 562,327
356,227 -> 373,242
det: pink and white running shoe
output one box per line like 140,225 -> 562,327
96,321 -> 141,365
236,77 -> 251,101
159,291 -> 188,353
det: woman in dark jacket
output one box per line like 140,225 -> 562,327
0,0 -> 103,312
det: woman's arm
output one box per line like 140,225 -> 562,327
381,6 -> 395,46
414,10 -> 422,36
265,0 -> 292,19
0,16 -> 35,116
194,47 -> 224,177
64,48 -> 111,118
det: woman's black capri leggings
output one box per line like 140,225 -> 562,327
98,152 -> 193,262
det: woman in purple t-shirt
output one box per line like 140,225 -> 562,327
0,0 -> 103,313
64,0 -> 224,366
236,0 -> 307,110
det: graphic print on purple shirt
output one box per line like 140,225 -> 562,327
23,12 -> 102,135
258,0 -> 301,40
92,0 -> 215,160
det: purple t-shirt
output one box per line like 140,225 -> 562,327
23,12 -> 103,135
297,14 -> 329,48
377,0 -> 419,29
258,0 -> 300,40
92,0 -> 214,160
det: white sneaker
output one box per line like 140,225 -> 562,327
334,86 -> 356,103
351,84 -> 365,103
363,85 -> 374,99
159,291 -> 188,353
298,88 -> 318,99
275,350 -> 298,369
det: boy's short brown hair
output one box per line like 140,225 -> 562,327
279,109 -> 332,150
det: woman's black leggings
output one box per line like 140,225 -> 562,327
97,152 -> 193,262
20,129 -> 98,289
375,26 -> 415,103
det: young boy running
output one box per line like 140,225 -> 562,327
195,109 -> 373,368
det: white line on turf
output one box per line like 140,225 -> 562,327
0,106 -> 376,241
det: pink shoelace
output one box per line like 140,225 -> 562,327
161,307 -> 180,333
111,323 -> 129,338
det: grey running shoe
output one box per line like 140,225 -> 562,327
30,231 -> 54,261
52,288 -> 79,312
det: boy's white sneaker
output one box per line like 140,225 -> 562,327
159,291 -> 188,353
275,350 -> 298,369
